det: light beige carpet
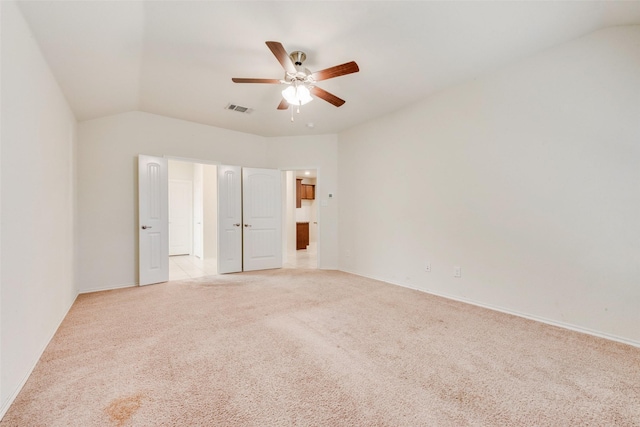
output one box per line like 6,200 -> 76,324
2,269 -> 639,426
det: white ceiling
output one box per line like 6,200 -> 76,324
16,1 -> 640,137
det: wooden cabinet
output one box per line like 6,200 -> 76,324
296,222 -> 309,250
296,179 -> 315,207
296,179 -> 302,208
303,184 -> 315,200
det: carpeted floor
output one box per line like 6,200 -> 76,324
2,269 -> 639,426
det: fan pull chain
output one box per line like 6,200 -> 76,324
290,102 -> 303,123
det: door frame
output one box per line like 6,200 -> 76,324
282,166 -> 321,268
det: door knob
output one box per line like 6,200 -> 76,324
233,223 -> 241,227
244,224 -> 252,227
141,225 -> 152,230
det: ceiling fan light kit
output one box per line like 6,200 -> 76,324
282,84 -> 313,106
232,41 -> 359,122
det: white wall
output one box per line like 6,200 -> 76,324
77,111 -> 267,292
266,135 -> 339,269
338,26 -> 640,345
0,0 -> 78,415
168,159 -> 195,181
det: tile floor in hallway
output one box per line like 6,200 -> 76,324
283,249 -> 317,269
169,248 -> 317,281
169,255 -> 217,281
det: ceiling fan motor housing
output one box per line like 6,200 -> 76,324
285,51 -> 312,82
289,51 -> 306,66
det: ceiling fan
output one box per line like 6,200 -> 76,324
232,41 -> 359,112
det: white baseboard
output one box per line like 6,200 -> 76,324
0,292 -> 79,420
340,268 -> 640,349
78,282 -> 137,294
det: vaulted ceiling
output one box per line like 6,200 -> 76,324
16,1 -> 640,137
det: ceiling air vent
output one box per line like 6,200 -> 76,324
225,103 -> 253,114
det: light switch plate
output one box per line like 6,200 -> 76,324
454,266 -> 462,278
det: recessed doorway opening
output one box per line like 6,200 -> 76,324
283,169 -> 318,269
167,159 -> 218,280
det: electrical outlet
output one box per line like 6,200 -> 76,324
425,262 -> 431,272
454,266 -> 462,278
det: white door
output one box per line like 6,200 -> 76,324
168,179 -> 193,256
193,164 -> 204,259
139,155 -> 169,286
243,167 -> 282,271
217,165 -> 242,274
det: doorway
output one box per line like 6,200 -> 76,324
283,169 -> 318,269
167,159 -> 218,280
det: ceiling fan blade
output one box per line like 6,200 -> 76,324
310,87 -> 346,107
277,99 -> 289,110
266,41 -> 297,74
232,78 -> 280,84
311,61 -> 359,82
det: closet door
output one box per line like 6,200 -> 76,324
217,165 -> 243,274
193,164 -> 204,259
242,168 -> 282,271
138,155 -> 169,285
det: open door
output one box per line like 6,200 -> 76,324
193,164 -> 204,259
138,155 -> 169,285
217,165 -> 243,274
243,167 -> 282,271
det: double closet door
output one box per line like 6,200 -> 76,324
139,156 -> 282,286
217,165 -> 282,274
